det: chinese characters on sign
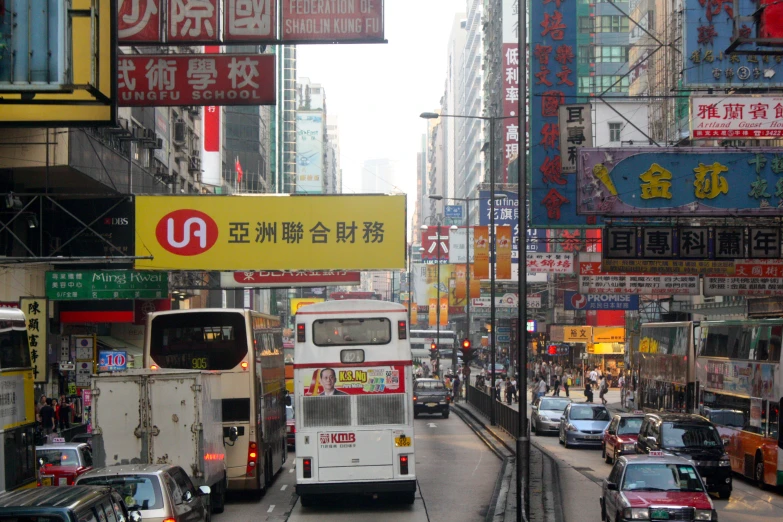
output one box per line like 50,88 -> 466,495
479,190 -> 521,260
222,270 -> 361,288
20,298 -> 47,383
578,148 -> 783,215
502,0 -> 520,182
691,96 -> 783,138
558,104 -> 592,173
118,54 -> 275,106
282,0 -> 384,41
563,291 -> 639,311
683,0 -> 783,88
421,226 -> 450,262
578,253 -> 700,295
526,253 -> 575,274
119,0 -> 163,42
46,271 -> 169,300
704,259 -> 783,296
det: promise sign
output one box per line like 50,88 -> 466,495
118,54 -> 275,106
282,0 -> 384,42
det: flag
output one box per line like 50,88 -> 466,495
235,157 -> 243,184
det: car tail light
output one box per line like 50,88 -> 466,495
398,320 -> 407,339
162,518 -> 176,522
303,458 -> 312,478
400,455 -> 409,475
446,395 -> 451,403
297,323 -> 306,342
246,442 -> 258,477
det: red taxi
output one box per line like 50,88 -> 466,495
36,441 -> 94,487
600,453 -> 717,522
602,412 -> 644,465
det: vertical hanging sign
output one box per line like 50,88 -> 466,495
531,0 -> 588,227
20,297 -> 47,383
201,45 -> 221,185
558,104 -> 593,173
496,225 -> 513,279
428,298 -> 437,327
474,226 -> 490,279
502,0 -> 520,182
439,297 -> 449,326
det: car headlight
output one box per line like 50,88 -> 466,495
719,455 -> 731,467
623,443 -> 636,451
694,509 -> 713,521
565,423 -> 578,432
623,507 -> 650,520
539,415 -> 550,422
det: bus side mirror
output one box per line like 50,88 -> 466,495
285,395 -> 292,407
228,427 -> 238,442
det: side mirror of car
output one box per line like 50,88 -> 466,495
646,436 -> 657,447
606,482 -> 618,491
129,510 -> 142,522
38,458 -> 44,467
183,490 -> 193,503
198,485 -> 211,496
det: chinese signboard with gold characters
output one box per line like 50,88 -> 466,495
20,298 -> 47,383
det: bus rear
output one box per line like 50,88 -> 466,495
293,300 -> 416,505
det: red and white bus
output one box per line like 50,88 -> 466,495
293,300 -> 416,506
144,309 -> 286,495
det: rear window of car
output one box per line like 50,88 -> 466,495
77,475 -> 164,510
570,406 -> 611,421
415,381 -> 446,391
539,399 -> 571,411
38,449 -> 79,467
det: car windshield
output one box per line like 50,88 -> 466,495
622,463 -> 705,492
618,417 -> 644,435
77,475 -> 164,510
37,449 -> 79,467
539,399 -> 571,411
662,423 -> 723,448
415,381 -> 446,391
286,406 -> 294,421
570,406 -> 611,421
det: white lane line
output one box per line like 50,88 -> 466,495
281,484 -> 288,491
427,423 -> 438,428
289,468 -> 295,473
267,505 -> 275,513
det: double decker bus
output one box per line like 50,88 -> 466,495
0,308 -> 36,492
293,300 -> 416,506
637,321 -> 697,413
694,319 -> 782,488
144,309 -> 286,495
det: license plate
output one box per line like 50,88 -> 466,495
41,477 -> 52,486
426,402 -> 437,407
651,508 -> 670,520
395,435 -> 411,447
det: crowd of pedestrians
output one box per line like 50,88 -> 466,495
35,394 -> 74,436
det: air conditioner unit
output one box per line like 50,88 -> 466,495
188,156 -> 201,173
173,121 -> 187,144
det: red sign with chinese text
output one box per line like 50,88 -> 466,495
118,54 -> 275,106
502,43 -> 520,183
420,226 -> 450,261
282,0 -> 384,41
223,0 -> 276,41
223,271 -> 361,288
119,0 -> 163,42
168,0 -> 220,42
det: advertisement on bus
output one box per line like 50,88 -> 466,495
301,365 -> 406,396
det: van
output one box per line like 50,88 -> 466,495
0,485 -> 141,522
635,412 -> 732,499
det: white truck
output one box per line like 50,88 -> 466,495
90,369 -> 228,512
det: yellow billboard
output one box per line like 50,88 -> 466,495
564,325 -> 592,342
135,195 -> 407,271
0,0 -> 116,125
290,298 -> 324,315
592,327 -> 626,343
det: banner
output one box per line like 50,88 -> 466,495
20,298 -> 47,383
134,194 -> 406,271
455,265 -> 467,300
496,226 -> 512,280
221,270 -> 361,288
470,265 -> 480,299
691,96 -> 783,139
281,0 -> 384,42
301,365 -> 405,396
564,291 -> 639,311
411,302 -> 417,324
474,226 -> 490,279
440,297 -> 448,327
428,298 -> 437,327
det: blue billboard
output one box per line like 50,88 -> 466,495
564,292 -> 639,311
98,351 -> 128,372
479,190 -> 548,259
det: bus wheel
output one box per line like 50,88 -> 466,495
212,476 -> 226,514
754,453 -> 765,489
300,494 -> 315,508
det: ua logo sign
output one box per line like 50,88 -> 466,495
156,209 -> 218,256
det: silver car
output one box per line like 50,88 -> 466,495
76,464 -> 211,522
532,397 -> 572,435
558,403 -> 612,449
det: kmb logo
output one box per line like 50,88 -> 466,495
321,432 -> 356,444
156,209 -> 218,256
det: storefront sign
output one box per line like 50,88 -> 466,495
588,342 -> 624,355
501,0 -> 519,182
526,253 -> 574,274
528,294 -> 542,309
46,271 -> 168,300
558,104 -> 592,173
691,96 -> 783,138
579,253 -> 699,295
564,326 -> 592,342
19,298 -> 47,383
602,258 -> 736,275
119,54 -> 275,106
290,298 -> 324,315
592,327 -> 625,343
281,0 -> 384,42
134,195 -> 405,271
299,365 -> 405,396
704,259 -> 783,296
578,148 -> 783,216
98,351 -> 128,372
470,294 -> 520,308
563,291 -> 639,311
221,270 -> 361,288
683,0 -> 783,88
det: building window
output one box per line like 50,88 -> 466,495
594,16 -> 629,33
594,75 -> 630,93
593,46 -> 629,63
609,123 -> 622,142
578,76 -> 593,95
579,17 -> 594,33
578,45 -> 594,64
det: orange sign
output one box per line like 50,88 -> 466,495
440,297 -> 449,326
411,302 -> 418,324
455,265 -> 467,300
470,265 -> 481,299
429,298 -> 437,327
496,225 -> 512,280
474,226 -> 490,279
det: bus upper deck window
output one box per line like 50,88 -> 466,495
297,324 -> 305,343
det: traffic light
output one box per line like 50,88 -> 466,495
430,343 -> 438,360
461,339 -> 476,363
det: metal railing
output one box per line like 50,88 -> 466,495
466,384 -> 519,437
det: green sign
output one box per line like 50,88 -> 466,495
46,271 -> 168,300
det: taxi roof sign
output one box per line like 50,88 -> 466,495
633,410 -> 644,415
649,450 -> 666,457
51,437 -> 66,443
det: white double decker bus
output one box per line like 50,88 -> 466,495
293,300 -> 416,506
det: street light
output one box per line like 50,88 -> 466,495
421,111 -> 515,427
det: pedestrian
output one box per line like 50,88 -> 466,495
59,398 -> 72,431
618,372 -> 626,408
453,374 -> 461,403
563,369 -> 571,398
511,376 -> 518,403
495,379 -> 502,401
39,398 -> 55,435
535,375 -> 548,403
599,375 -> 609,405
505,377 -> 512,404
584,381 -> 594,403
589,367 -> 598,385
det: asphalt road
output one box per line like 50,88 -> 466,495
214,410 -> 502,522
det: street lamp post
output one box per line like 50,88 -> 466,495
420,217 -> 448,375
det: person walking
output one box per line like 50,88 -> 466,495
599,375 -> 609,405
535,376 -> 548,403
495,378 -> 502,401
505,377 -> 512,405
562,368 -> 571,397
39,399 -> 55,436
584,381 -> 594,403
589,367 -> 598,385
618,372 -> 626,408
511,376 -> 518,403
453,374 -> 461,403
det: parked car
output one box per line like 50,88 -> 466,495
532,397 -> 572,435
286,405 -> 296,450
413,378 -> 451,418
36,441 -> 94,487
0,485 -> 141,522
602,412 -> 645,464
600,454 -> 717,522
76,463 -> 211,522
635,413 -> 732,499
558,403 -> 612,449
489,364 -> 507,378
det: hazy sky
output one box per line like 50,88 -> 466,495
297,1 -> 465,216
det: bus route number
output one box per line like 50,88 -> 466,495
192,357 -> 208,369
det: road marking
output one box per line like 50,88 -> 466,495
281,485 -> 288,491
427,423 -> 438,428
267,505 -> 275,513
289,468 -> 295,473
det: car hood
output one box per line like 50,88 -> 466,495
664,447 -> 724,461
571,419 -> 610,431
623,491 -> 713,509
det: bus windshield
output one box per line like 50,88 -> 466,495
0,320 -> 32,369
149,312 -> 247,370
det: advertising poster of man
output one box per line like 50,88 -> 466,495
302,365 -> 405,396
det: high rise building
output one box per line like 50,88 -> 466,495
444,13 -> 468,200
276,45 -> 298,194
295,78 -> 327,194
325,115 -> 342,194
